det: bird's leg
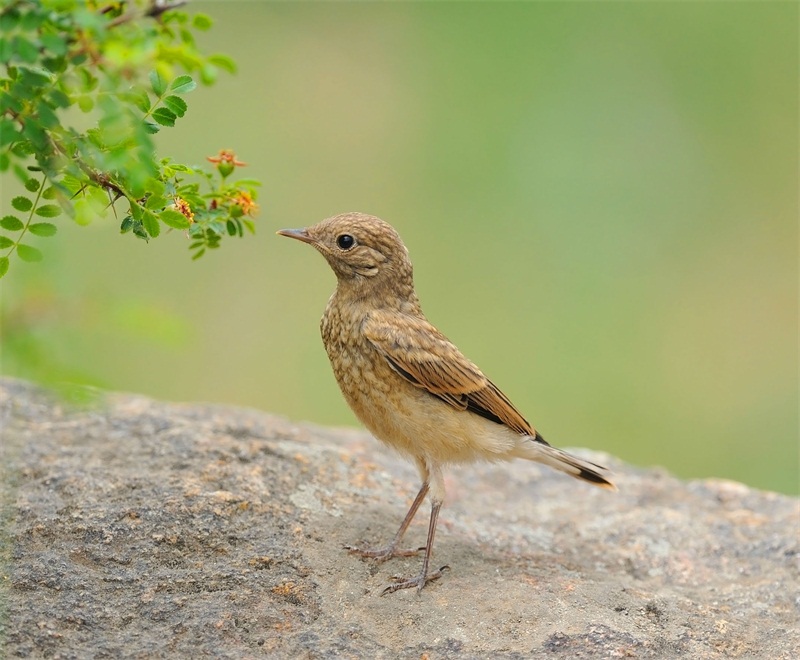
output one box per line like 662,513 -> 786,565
346,481 -> 430,562
382,499 -> 449,595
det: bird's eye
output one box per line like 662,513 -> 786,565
336,234 -> 355,250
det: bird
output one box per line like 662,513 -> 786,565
277,212 -> 615,594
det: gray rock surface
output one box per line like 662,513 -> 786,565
1,378 -> 797,658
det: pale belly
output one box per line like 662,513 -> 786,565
326,340 -> 519,465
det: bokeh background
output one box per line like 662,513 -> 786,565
1,1 -> 797,494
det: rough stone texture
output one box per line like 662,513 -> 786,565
0,378 -> 797,659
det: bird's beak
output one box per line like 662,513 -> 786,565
276,228 -> 316,244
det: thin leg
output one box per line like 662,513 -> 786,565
381,499 -> 449,595
346,481 -> 430,562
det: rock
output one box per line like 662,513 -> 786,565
1,378 -> 797,658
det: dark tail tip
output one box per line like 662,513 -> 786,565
578,467 -> 617,490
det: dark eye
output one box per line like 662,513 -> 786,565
336,234 -> 355,250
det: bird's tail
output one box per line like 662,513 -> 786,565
512,434 -> 617,490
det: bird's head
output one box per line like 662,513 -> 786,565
278,212 -> 416,302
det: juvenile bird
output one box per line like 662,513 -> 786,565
278,212 -> 615,594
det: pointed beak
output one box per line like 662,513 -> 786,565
276,227 -> 316,244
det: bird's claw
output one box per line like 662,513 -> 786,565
344,543 -> 426,563
381,565 -> 450,595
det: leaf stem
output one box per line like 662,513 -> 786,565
4,172 -> 45,259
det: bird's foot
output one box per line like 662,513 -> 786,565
381,565 -> 450,595
344,543 -> 426,563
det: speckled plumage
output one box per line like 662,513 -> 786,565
279,212 -> 615,593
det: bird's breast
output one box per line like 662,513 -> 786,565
321,301 -> 397,405
320,300 -> 519,464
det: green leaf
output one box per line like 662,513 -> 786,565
72,186 -> 109,225
0,9 -> 19,31
141,209 -> 160,237
0,37 -> 12,63
18,67 -> 51,88
20,10 -> 43,30
145,194 -> 168,210
40,33 -> 67,56
10,141 -> 33,159
170,75 -> 196,94
48,89 -> 70,108
151,107 -> 176,127
35,204 -> 62,218
162,9 -> 187,24
0,118 -> 20,146
16,244 -> 43,262
42,54 -> 67,74
162,95 -> 187,117
191,248 -> 205,261
208,53 -> 237,74
60,175 -> 83,195
13,162 -> 30,181
126,87 -> 151,113
0,257 -> 8,279
0,236 -> 13,249
166,163 -> 193,173
192,13 -> 213,30
178,192 -> 204,208
77,95 -> 94,112
24,178 -> 40,192
132,219 -> 149,241
13,35 -> 39,63
160,209 -> 190,229
149,70 -> 166,96
199,64 -> 217,86
11,196 -> 32,212
144,122 -> 160,134
179,28 -> 195,47
28,222 -> 57,237
0,84 -> 23,114
207,222 -> 225,238
35,100 -> 59,129
77,67 -> 98,92
22,124 -> 48,153
42,186 -> 58,200
0,215 -> 24,231
147,180 -> 167,200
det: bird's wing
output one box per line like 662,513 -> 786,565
363,310 -> 534,436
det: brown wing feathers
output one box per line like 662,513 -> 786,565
364,312 -> 537,438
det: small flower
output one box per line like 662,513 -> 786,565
207,149 -> 246,178
173,197 -> 194,223
229,190 -> 258,217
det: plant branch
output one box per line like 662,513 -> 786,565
107,0 -> 189,29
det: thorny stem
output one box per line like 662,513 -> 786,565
47,133 -> 132,205
107,0 -> 189,28
3,107 -> 132,209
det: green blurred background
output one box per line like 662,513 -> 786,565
1,1 -> 797,494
